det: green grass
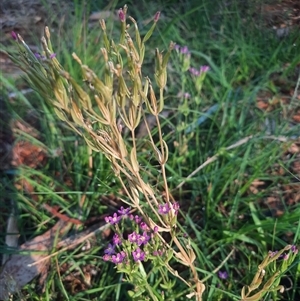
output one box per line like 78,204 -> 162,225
1,0 -> 299,300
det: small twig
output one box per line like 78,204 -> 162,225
289,68 -> 300,110
8,89 -> 34,99
175,135 -> 253,190
202,249 -> 234,282
175,134 -> 296,190
28,222 -> 108,267
42,203 -> 83,225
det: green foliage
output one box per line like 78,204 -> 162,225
1,0 -> 299,300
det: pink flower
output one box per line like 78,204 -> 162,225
103,254 -> 111,261
158,203 -> 171,215
140,222 -> 149,231
137,232 -> 150,246
128,231 -> 139,243
117,206 -> 130,216
111,251 -> 126,264
180,46 -> 189,54
172,202 -> 180,214
200,65 -> 210,73
113,234 -> 122,245
105,213 -> 121,225
132,248 -> 145,261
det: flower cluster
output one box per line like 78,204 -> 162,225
103,205 -> 176,266
189,65 -> 210,77
268,244 -> 298,260
174,44 -> 191,72
174,44 -> 210,101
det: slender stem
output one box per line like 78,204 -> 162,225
155,113 -> 170,204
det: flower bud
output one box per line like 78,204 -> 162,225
154,11 -> 161,22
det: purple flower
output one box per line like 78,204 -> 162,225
134,215 -> 142,224
128,231 -> 139,244
153,226 -> 158,233
140,222 -> 149,231
105,213 -> 121,225
11,31 -> 17,41
189,67 -> 200,76
172,202 -> 180,214
158,203 -> 171,215
103,254 -> 111,261
200,65 -> 210,73
117,206 -> 130,216
189,65 -> 210,77
154,11 -> 161,22
218,271 -> 228,280
111,251 -> 126,264
180,46 -> 190,55
174,44 -> 180,51
269,250 -> 278,258
291,245 -> 298,253
118,9 -> 125,22
34,53 -> 46,60
283,253 -> 289,260
104,243 -> 115,255
132,248 -> 145,262
113,234 -> 122,245
137,232 -> 150,246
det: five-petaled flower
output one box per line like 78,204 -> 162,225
111,251 -> 126,264
103,254 -> 111,261
137,232 -> 150,246
104,243 -> 115,255
200,65 -> 210,73
105,213 -> 121,225
128,231 -> 139,244
132,248 -> 145,262
218,271 -> 228,280
158,203 -> 171,215
140,222 -> 149,231
113,233 -> 122,245
118,206 -> 130,216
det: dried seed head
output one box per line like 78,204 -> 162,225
100,19 -> 106,31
